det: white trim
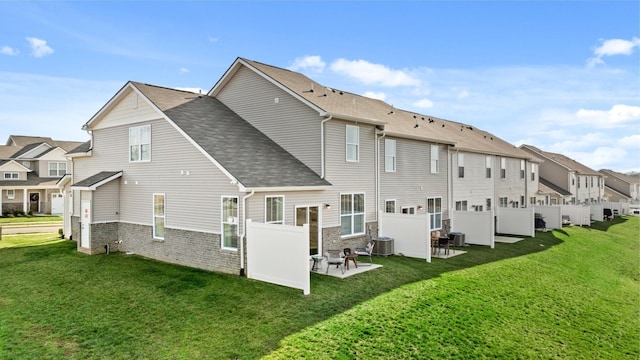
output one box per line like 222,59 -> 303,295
294,203 -> 323,256
264,195 -> 285,224
128,124 -> 151,163
152,193 -> 165,240
71,171 -> 123,191
6,189 -> 15,200
384,199 -> 396,213
385,138 -> 396,172
339,192 -> 366,237
221,195 -> 239,250
346,124 -> 359,162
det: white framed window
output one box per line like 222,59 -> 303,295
385,139 -> 396,172
6,189 -> 15,200
346,125 -> 359,162
486,156 -> 492,178
401,207 -> 415,215
222,196 -> 238,249
520,160 -> 525,179
3,172 -> 18,180
499,197 -> 508,207
48,162 -> 67,177
531,163 -> 536,181
486,198 -> 492,211
455,200 -> 467,211
500,158 -> 506,179
385,199 -> 396,213
458,153 -> 464,178
129,125 -> 151,162
427,197 -> 442,230
153,193 -> 165,239
475,205 -> 483,212
340,193 -> 365,236
430,145 -> 439,173
265,195 -> 284,224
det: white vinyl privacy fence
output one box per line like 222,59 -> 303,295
561,205 -> 591,226
451,210 -> 495,248
246,220 -> 310,295
496,207 -> 535,237
534,206 -> 562,230
378,211 -> 431,262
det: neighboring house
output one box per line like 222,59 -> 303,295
599,169 -> 640,203
66,57 -> 558,274
520,145 -> 605,204
536,177 -> 572,205
0,135 -> 84,215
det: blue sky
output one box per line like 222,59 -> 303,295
1,1 -> 639,172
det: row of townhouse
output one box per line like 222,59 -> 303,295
60,57 -> 551,275
0,135 -> 84,216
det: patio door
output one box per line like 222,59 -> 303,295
295,205 -> 320,255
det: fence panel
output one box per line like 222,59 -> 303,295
379,211 -> 431,262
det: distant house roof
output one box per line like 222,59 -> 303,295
131,82 -> 331,189
521,145 -> 600,175
6,135 -> 85,152
0,172 -> 59,187
539,177 -> 572,196
67,140 -> 92,155
604,185 -> 631,200
211,58 -> 539,161
600,169 -> 639,185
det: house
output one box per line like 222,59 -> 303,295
68,57 -> 549,274
520,145 -> 605,205
0,135 -> 84,216
599,169 -> 639,203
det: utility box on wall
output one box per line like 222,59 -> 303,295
371,236 -> 394,256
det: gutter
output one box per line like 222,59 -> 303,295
239,189 -> 255,276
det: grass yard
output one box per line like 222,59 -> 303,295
0,215 -> 62,225
0,217 -> 638,359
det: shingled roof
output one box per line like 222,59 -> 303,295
521,145 -> 599,175
222,58 -> 538,160
131,82 -> 331,189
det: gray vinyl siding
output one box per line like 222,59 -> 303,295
245,190 -> 330,226
92,180 -> 120,222
380,137 -> 449,216
37,159 -> 70,179
451,151 -> 493,210
324,120 -> 376,228
74,118 -> 239,233
539,158 -> 570,191
495,157 -> 528,206
216,66 -> 322,175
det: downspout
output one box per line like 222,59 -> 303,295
376,130 -> 386,218
320,115 -> 333,179
239,189 -> 255,276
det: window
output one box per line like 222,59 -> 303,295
520,195 -> 525,207
3,172 -> 18,180
430,145 -> 439,173
427,197 -> 442,230
340,193 -> 365,236
455,200 -> 468,211
577,177 -> 581,188
520,160 -> 525,179
486,156 -> 492,178
153,194 -> 165,239
530,197 -> 536,205
457,153 -> 464,178
6,189 -> 15,200
385,200 -> 396,213
129,125 -> 151,162
48,162 -> 67,177
499,197 -> 508,208
475,205 -> 483,212
500,158 -> 506,179
486,198 -> 492,211
401,207 -> 415,214
385,139 -> 396,172
222,196 -> 239,249
346,125 -> 359,162
265,196 -> 284,224
531,164 -> 536,181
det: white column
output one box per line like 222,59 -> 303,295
23,189 -> 28,213
0,188 -> 3,214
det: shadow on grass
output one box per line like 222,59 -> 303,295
0,218 -> 631,359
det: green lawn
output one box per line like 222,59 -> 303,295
0,215 -> 62,225
0,217 -> 638,359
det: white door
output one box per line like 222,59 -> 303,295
295,205 -> 320,255
81,200 -> 91,248
51,193 -> 64,214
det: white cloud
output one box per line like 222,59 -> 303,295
288,56 -> 326,73
618,134 -> 640,149
575,104 -> 640,128
363,91 -> 386,101
1,46 -> 19,56
587,37 -> 640,67
330,58 -> 420,87
413,98 -> 434,108
208,36 -> 219,43
26,37 -> 54,57
179,67 -> 189,74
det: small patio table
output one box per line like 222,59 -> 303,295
310,254 -> 325,271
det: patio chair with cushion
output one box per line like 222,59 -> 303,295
325,250 -> 345,274
354,241 -> 374,265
